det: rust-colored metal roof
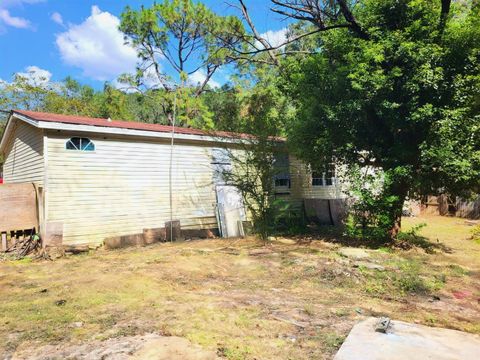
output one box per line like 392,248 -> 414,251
12,109 -> 251,139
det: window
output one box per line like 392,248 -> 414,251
312,164 -> 336,186
275,177 -> 290,188
66,137 -> 95,151
274,153 -> 291,190
211,148 -> 231,185
311,172 -> 324,186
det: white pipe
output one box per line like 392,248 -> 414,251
169,93 -> 177,242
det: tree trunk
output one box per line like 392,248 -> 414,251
388,213 -> 402,238
386,179 -> 409,239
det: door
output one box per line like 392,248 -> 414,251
216,185 -> 246,238
211,147 -> 246,238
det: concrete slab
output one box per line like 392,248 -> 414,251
334,317 -> 480,360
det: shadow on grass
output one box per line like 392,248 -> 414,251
278,223 -> 453,253
394,232 -> 453,254
281,224 -> 389,249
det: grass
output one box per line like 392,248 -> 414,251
0,215 -> 479,359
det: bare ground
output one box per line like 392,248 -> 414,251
0,215 -> 479,359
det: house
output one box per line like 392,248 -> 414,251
0,110 -> 345,248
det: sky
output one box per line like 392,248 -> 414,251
0,0 -> 289,90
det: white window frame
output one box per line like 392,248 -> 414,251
311,165 -> 336,187
66,137 -> 95,152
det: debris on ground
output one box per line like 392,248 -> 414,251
1,216 -> 479,360
375,317 -> 391,333
4,233 -> 41,258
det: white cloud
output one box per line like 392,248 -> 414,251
0,9 -> 30,28
0,0 -> 44,31
50,12 -> 63,26
188,69 -> 220,88
55,6 -> 138,81
16,65 -> 52,86
259,28 -> 288,48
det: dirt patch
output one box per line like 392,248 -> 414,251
11,333 -> 218,360
0,216 -> 479,360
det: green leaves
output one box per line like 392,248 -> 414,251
118,0 -> 248,127
280,0 -> 480,238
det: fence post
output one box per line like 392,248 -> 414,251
1,232 -> 7,252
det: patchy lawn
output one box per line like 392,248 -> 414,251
0,215 -> 479,359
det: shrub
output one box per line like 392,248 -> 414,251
472,225 -> 480,244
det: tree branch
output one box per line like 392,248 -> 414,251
238,0 -> 280,65
271,0 -> 369,40
438,0 -> 451,35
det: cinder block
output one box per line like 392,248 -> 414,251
143,227 -> 166,244
104,233 -> 144,249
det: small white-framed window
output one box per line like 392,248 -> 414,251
312,164 -> 335,187
66,137 -> 95,151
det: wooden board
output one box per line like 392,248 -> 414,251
45,221 -> 63,246
0,183 -> 38,233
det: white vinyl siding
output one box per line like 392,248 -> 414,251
289,156 -> 343,200
46,132 -> 218,246
2,121 -> 44,185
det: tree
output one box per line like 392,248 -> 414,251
119,0 -> 244,128
0,71 -> 51,111
278,0 -> 480,238
216,70 -> 293,240
202,84 -> 244,132
43,77 -> 99,117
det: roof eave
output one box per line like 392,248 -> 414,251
10,110 -> 251,145
36,120 -> 247,144
1,111 -> 284,153
1,112 -> 42,153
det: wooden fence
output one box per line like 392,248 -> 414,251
421,195 -> 480,219
0,183 -> 40,251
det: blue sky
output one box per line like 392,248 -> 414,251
0,0 -> 288,89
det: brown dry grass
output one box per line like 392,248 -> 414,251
0,215 -> 479,359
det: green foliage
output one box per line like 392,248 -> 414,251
0,71 -> 51,111
0,75 -> 133,121
0,74 -> 219,129
118,0 -> 245,128
281,0 -> 480,239
218,71 -> 293,241
344,167 -> 404,241
220,135 -> 279,241
201,84 -> 243,132
396,223 -> 427,242
362,259 -> 444,297
472,225 -> 480,245
273,200 -> 307,235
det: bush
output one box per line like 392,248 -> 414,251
472,225 -> 480,244
273,200 -> 307,235
344,168 -> 404,242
